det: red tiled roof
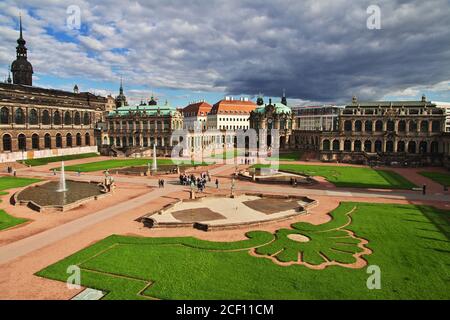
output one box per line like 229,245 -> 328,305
182,101 -> 212,117
210,99 -> 257,115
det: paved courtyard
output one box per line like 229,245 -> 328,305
0,157 -> 449,299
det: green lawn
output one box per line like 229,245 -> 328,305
209,149 -> 244,160
61,159 -> 210,172
0,177 -> 41,231
267,151 -> 302,161
252,164 -> 416,189
0,176 -> 41,192
37,202 -> 450,300
420,172 -> 450,187
20,153 -> 99,167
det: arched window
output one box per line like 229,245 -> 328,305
375,120 -> 383,132
18,133 -> 26,150
42,110 -> 51,125
56,133 -> 62,148
409,121 -> 417,132
398,120 -> 406,132
364,140 -> 372,152
420,121 -> 429,133
29,109 -> 38,125
364,121 -> 372,132
432,121 -> 440,133
74,112 -> 81,125
83,113 -> 90,125
85,133 -> 91,146
53,111 -> 61,125
66,133 -> 73,148
344,140 -> 351,152
387,120 -> 395,132
354,140 -> 362,152
66,133 -> 73,147
332,140 -> 340,151
397,141 -> 405,153
419,141 -> 428,154
76,133 -> 82,146
408,141 -> 416,154
15,108 -> 25,124
375,140 -> 382,152
122,137 -> 127,147
1,107 -> 9,124
322,140 -> 330,151
344,120 -> 352,132
44,133 -> 51,149
32,134 -> 39,149
355,121 -> 362,132
64,111 -> 72,125
2,134 -> 12,151
386,140 -> 394,153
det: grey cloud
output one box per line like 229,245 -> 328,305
0,0 -> 449,102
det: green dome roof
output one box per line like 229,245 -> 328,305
108,102 -> 178,117
255,102 -> 292,114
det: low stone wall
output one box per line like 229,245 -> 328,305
138,193 -> 317,232
0,146 -> 98,163
14,180 -> 111,213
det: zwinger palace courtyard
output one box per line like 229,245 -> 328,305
0,152 -> 449,300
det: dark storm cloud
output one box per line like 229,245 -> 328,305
1,0 -> 449,102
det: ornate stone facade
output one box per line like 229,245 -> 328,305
105,98 -> 184,157
320,96 -> 446,165
249,98 -> 296,150
0,19 -> 106,162
0,83 -> 105,162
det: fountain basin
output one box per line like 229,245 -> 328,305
239,168 -> 316,185
14,180 -> 109,212
138,193 -> 317,232
114,164 -> 207,176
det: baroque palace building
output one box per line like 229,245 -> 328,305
0,18 -> 105,163
105,97 -> 184,157
249,94 -> 296,150
319,96 -> 446,166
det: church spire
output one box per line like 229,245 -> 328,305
11,14 -> 33,86
119,76 -> 124,95
19,14 -> 23,40
7,66 -> 12,84
281,89 -> 287,106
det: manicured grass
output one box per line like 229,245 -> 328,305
20,153 -> 99,167
252,164 -> 416,189
210,149 -> 243,160
61,159 -> 210,172
0,209 -> 28,231
267,151 -> 302,161
37,202 -> 450,300
420,172 -> 450,187
0,176 -> 41,192
0,177 -> 41,231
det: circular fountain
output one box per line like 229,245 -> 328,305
239,167 -> 315,185
15,161 -> 109,212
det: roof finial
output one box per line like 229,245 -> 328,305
19,13 -> 23,39
7,65 -> 12,84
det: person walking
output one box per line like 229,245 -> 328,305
215,178 -> 219,189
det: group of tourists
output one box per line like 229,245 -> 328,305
179,172 -> 214,192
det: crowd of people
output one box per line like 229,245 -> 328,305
179,172 -> 212,192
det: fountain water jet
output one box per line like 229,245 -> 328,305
152,144 -> 157,172
57,161 -> 68,192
